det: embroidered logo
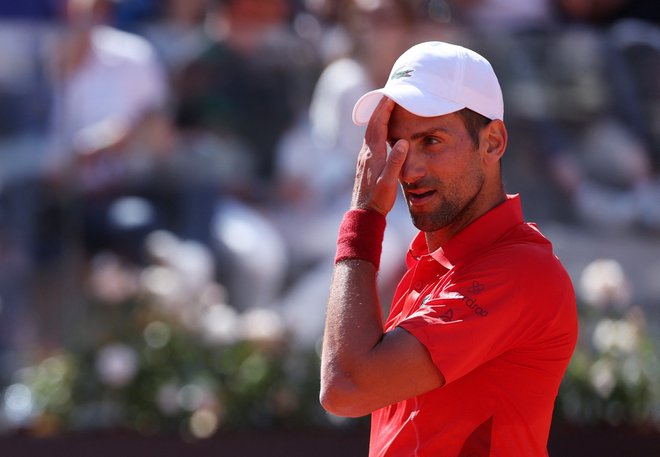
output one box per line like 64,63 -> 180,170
468,281 -> 484,295
390,66 -> 415,80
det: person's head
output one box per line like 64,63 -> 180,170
63,0 -> 113,28
164,0 -> 207,26
342,0 -> 424,81
208,0 -> 292,51
210,0 -> 291,29
353,41 -> 508,236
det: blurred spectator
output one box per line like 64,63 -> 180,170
167,0 -> 319,310
542,10 -> 660,233
516,24 -> 660,233
449,0 -> 557,31
141,0 -> 209,75
298,0 -> 353,65
446,0 -> 660,229
174,0 -> 319,199
609,19 -> 660,167
554,0 -> 660,25
46,0 -> 168,196
18,0 -> 172,348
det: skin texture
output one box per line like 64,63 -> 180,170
320,97 -> 508,417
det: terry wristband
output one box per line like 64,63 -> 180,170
335,208 -> 386,269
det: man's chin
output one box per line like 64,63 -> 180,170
410,213 -> 445,233
408,205 -> 456,232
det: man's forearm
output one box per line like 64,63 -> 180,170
320,259 -> 385,416
319,97 -> 414,416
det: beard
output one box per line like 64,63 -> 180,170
409,196 -> 462,232
405,171 -> 485,233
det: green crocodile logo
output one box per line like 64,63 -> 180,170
390,66 -> 415,80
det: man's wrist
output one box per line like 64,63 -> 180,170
335,208 -> 386,269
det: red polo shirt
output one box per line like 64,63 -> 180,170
370,195 -> 578,457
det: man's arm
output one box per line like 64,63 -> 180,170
320,98 -> 444,418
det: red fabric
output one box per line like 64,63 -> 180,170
369,195 -> 578,457
335,208 -> 386,269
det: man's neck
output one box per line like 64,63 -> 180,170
424,191 -> 506,253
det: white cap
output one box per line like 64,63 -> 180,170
352,41 -> 504,125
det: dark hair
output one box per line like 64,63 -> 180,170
455,108 -> 491,148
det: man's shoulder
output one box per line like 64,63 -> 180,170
457,222 -> 572,292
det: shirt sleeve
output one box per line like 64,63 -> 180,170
398,254 -> 528,385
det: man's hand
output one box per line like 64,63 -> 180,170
351,97 -> 408,215
321,98 -> 443,418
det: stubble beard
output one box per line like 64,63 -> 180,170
407,172 -> 486,233
409,195 -> 463,232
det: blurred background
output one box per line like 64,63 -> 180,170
0,0 -> 658,455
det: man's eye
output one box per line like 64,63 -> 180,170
424,136 -> 441,146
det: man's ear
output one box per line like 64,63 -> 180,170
481,120 -> 507,165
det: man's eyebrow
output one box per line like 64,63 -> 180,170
410,126 -> 450,140
388,126 -> 449,144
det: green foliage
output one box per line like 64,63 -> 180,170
557,305 -> 660,428
1,245 -> 329,438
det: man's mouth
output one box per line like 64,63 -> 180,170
407,189 -> 436,207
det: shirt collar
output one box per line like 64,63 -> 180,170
406,194 -> 524,269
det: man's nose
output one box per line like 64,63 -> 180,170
399,148 -> 425,185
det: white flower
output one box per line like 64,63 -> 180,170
580,258 -> 632,309
3,383 -> 34,424
199,283 -> 229,308
172,240 -> 215,292
589,359 -> 616,398
177,383 -> 217,412
200,304 -> 240,345
189,408 -> 219,439
240,308 -> 286,347
89,252 -> 139,304
177,384 -> 205,412
144,230 -> 180,266
95,343 -> 139,388
144,230 -> 215,293
140,265 -> 183,305
592,318 -> 639,354
143,321 -> 171,349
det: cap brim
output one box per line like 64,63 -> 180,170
352,84 -> 464,126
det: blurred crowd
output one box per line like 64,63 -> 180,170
0,0 -> 658,388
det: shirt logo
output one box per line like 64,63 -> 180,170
390,66 -> 415,80
468,281 -> 485,295
460,283 -> 489,317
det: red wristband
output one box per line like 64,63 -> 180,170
335,209 -> 386,269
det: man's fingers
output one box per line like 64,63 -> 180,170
380,139 -> 408,186
352,97 -> 401,214
371,96 -> 395,127
365,97 -> 395,143
362,139 -> 408,215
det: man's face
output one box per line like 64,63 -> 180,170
387,105 -> 486,233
